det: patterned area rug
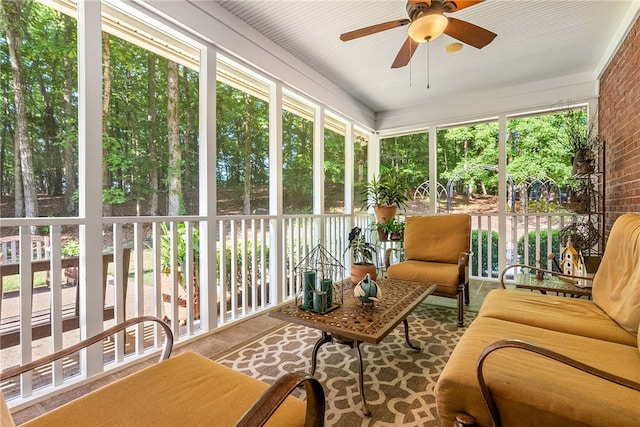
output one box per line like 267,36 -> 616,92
216,302 -> 476,427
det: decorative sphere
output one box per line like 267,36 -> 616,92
354,273 -> 380,305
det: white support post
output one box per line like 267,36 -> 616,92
429,125 -> 437,214
269,83 -> 284,305
498,114 -> 508,275
77,0 -> 105,377
313,106 -> 325,242
198,45 -> 218,331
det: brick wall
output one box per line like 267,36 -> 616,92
599,15 -> 640,236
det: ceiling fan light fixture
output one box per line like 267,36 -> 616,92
408,12 -> 448,43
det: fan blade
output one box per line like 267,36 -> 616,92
445,1 -> 485,12
444,17 -> 497,49
391,37 -> 419,69
340,19 -> 410,41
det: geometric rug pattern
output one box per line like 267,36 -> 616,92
216,303 -> 476,427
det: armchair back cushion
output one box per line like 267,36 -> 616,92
404,214 -> 471,264
592,213 -> 640,336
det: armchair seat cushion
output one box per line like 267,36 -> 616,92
23,351 -> 306,427
479,289 -> 637,346
436,316 -> 640,427
387,260 -> 458,295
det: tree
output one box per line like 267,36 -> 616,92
62,14 -> 77,215
102,32 -> 112,218
167,59 -> 181,216
147,53 -> 158,215
1,0 -> 39,218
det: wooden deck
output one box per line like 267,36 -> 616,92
0,249 -> 131,348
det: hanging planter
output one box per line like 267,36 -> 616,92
571,148 -> 596,176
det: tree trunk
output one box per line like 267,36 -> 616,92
13,145 -> 24,217
147,53 -> 158,215
102,32 -> 113,218
37,69 -> 62,195
182,66 -> 194,203
0,86 -> 6,198
243,94 -> 253,215
2,0 -> 38,218
62,15 -> 77,215
167,59 -> 181,216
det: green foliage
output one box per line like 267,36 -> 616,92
62,240 -> 80,257
216,240 -> 268,291
380,132 -> 428,189
516,229 -> 560,268
375,217 -> 404,235
437,123 -> 500,196
160,222 -> 200,279
281,109 -> 314,212
363,171 -> 410,209
345,227 -> 376,265
471,230 -> 500,276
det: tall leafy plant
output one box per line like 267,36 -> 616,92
344,227 -> 376,265
160,222 -> 200,280
362,171 -> 410,209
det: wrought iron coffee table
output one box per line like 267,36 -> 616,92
269,278 -> 437,416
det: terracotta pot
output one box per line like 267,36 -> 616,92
350,263 -> 377,285
373,205 -> 397,223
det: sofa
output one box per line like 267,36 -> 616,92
386,214 -> 471,326
435,212 -> 640,426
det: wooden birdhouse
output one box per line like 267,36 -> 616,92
560,238 -> 585,277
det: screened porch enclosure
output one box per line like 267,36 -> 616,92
0,0 -> 603,409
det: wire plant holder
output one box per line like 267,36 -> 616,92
293,243 -> 345,314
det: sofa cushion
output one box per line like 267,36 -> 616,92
592,213 -> 640,336
403,214 -> 470,264
22,351 -> 306,427
478,289 -> 637,346
387,260 -> 458,295
436,317 -> 640,427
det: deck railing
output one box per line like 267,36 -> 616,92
0,211 -> 592,406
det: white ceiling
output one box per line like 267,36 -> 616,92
214,0 -> 639,118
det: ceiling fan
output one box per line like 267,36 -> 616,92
340,0 -> 497,68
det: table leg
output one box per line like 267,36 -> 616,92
353,340 -> 371,417
403,318 -> 421,351
310,331 -> 332,375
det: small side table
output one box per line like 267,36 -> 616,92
514,274 -> 592,298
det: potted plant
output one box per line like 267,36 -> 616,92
372,220 -> 390,240
560,109 -> 603,175
160,222 -> 200,323
362,171 -> 411,222
387,217 -> 405,241
344,226 -> 377,284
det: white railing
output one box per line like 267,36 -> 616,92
0,214 -> 360,406
469,212 -> 596,279
0,210 -> 589,405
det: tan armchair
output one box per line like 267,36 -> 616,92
1,316 -> 325,427
386,214 -> 471,327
